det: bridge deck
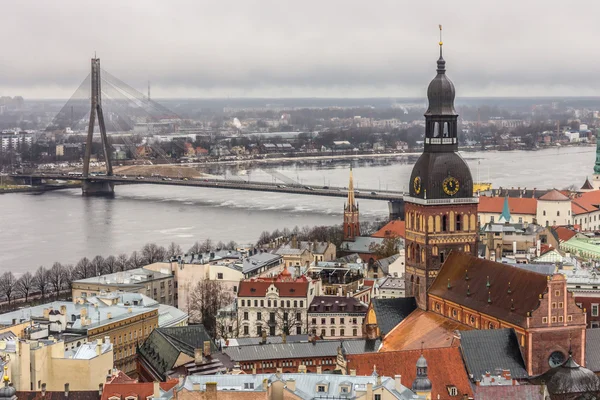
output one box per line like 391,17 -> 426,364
12,174 -> 405,201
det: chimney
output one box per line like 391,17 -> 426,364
291,235 -> 298,249
262,378 -> 268,391
276,368 -> 282,379
316,366 -> 322,374
96,340 -> 102,356
261,330 -> 268,344
203,340 -> 211,357
41,383 -> 47,397
282,332 -> 287,344
65,383 -> 70,398
98,383 -> 103,397
366,383 -> 373,398
192,383 -> 201,391
252,367 -> 256,375
153,381 -> 161,398
394,375 -> 402,392
350,369 -> 356,376
376,375 -> 382,386
286,379 -> 296,391
194,348 -> 203,365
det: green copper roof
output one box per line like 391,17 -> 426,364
498,196 -> 511,223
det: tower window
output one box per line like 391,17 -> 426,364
433,122 -> 440,137
440,252 -> 445,264
442,215 -> 448,232
443,122 -> 449,137
456,214 -> 461,231
557,211 -> 560,216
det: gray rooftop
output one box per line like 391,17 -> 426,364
72,267 -> 172,286
371,297 -> 417,337
586,328 -> 600,372
229,335 -> 309,347
460,329 -> 528,380
241,252 -> 282,274
223,339 -> 381,362
379,276 -> 405,290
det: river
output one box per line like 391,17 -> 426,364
0,146 -> 595,274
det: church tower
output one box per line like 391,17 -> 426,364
404,26 -> 479,310
343,166 -> 360,241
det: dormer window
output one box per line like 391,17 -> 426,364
126,396 -> 137,400
109,396 -> 120,400
447,386 -> 458,396
340,385 -> 350,394
250,288 -> 256,292
317,385 -> 326,393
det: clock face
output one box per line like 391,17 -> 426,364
413,176 -> 421,194
549,351 -> 565,368
443,176 -> 460,196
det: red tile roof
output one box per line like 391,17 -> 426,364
347,347 -> 473,399
237,280 -> 309,297
381,309 -> 472,351
106,371 -> 136,384
571,190 -> 600,215
477,196 -> 537,215
372,220 -> 406,239
539,189 -> 570,201
101,379 -> 179,400
429,252 -> 549,327
552,226 -> 577,243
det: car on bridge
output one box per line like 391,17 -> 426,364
371,191 -> 377,195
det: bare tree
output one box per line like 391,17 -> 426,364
104,255 -> 118,274
63,265 -> 75,298
369,235 -> 401,259
188,279 -> 234,338
141,243 -> 167,264
275,307 -> 307,336
225,241 -> 238,250
215,241 -> 226,250
0,272 -> 17,305
16,272 -> 35,302
256,231 -> 271,246
166,242 -> 183,259
188,241 -> 202,254
49,262 -> 66,299
216,305 -> 239,341
129,251 -> 144,268
90,255 -> 105,276
34,266 -> 50,300
76,257 -> 93,278
116,253 -> 129,271
199,239 -> 213,253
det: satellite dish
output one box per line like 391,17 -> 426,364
356,258 -> 362,264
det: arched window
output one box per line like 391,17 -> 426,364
433,122 -> 440,137
443,122 -> 449,137
428,216 -> 434,233
463,214 -> 469,231
435,215 -> 441,232
421,248 -> 426,263
557,211 -> 560,216
449,211 -> 455,232
543,210 -> 546,216
416,245 -> 421,263
465,243 -> 471,253
456,214 -> 462,231
416,214 -> 420,231
432,246 -> 438,256
442,215 -> 448,232
470,214 -> 477,230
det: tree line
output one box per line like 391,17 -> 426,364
2,238 -> 238,307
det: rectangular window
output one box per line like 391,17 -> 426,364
257,326 -> 262,336
312,318 -> 317,324
243,312 -> 249,320
330,317 -> 335,324
592,304 -> 599,317
296,312 -> 301,321
296,326 -> 302,334
243,326 -> 249,335
300,301 -> 304,308
340,329 -> 345,336
353,328 -> 357,336
340,318 -> 345,324
321,318 -> 326,325
254,300 -> 258,307
261,300 -> 264,307
551,316 -> 557,323
257,312 -> 262,321
555,290 -> 560,296
552,302 -> 557,309
559,302 -> 563,309
375,395 -> 381,400
217,273 -> 223,279
542,317 -> 548,323
568,315 -> 573,322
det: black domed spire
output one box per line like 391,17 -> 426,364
408,26 -> 473,200
425,25 -> 456,117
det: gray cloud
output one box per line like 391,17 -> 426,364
1,0 -> 599,98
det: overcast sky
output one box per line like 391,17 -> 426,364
1,0 -> 599,99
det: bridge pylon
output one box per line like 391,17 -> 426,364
82,57 -> 114,196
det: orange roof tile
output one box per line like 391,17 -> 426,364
552,226 -> 577,243
477,196 -> 537,215
381,309 -> 472,352
571,190 -> 600,215
101,379 -> 178,400
237,280 -> 308,297
539,189 -> 570,201
372,220 -> 406,239
347,347 -> 473,399
106,371 -> 136,384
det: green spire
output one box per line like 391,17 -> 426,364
498,196 -> 511,223
594,130 -> 600,174
447,279 -> 451,289
486,276 -> 491,288
488,291 -> 492,304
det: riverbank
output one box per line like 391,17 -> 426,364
0,183 -> 81,194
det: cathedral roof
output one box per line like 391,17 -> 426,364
428,252 -> 550,327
